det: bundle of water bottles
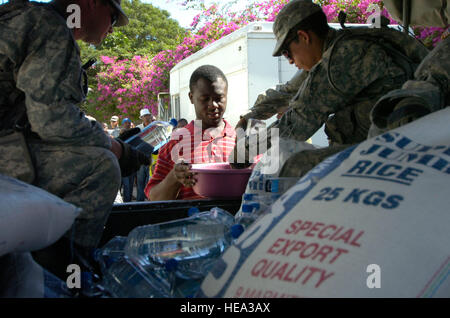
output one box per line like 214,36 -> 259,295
234,177 -> 299,228
91,177 -> 299,298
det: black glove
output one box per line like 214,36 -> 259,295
116,139 -> 151,177
386,97 -> 431,130
117,127 -> 141,142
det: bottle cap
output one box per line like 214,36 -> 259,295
243,193 -> 256,201
81,271 -> 93,286
242,204 -> 253,213
164,258 -> 178,272
230,224 -> 245,239
270,179 -> 280,193
187,207 -> 200,216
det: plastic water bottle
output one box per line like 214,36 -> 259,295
187,206 -> 200,216
162,225 -> 244,297
125,121 -> 173,156
242,193 -> 258,205
93,236 -> 127,274
236,192 -> 272,219
265,177 -> 298,195
125,207 -> 235,280
234,203 -> 257,228
163,258 -> 203,298
101,256 -> 171,298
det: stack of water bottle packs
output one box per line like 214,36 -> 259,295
93,177 -> 299,298
93,207 -> 238,298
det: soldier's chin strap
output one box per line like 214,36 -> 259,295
82,58 -> 96,70
338,11 -> 347,29
81,58 -> 96,96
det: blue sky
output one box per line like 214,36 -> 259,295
143,0 -> 201,28
144,0 -> 259,28
22,0 -> 257,29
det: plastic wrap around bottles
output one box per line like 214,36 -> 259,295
124,208 -> 235,280
101,256 -> 171,298
124,121 -> 174,157
93,236 -> 127,274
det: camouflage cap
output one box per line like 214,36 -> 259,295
272,0 -> 322,56
109,0 -> 129,27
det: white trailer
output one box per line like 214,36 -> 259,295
168,21 -> 333,145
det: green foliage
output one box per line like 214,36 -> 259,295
78,0 -> 186,64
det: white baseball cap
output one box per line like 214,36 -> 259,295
110,115 -> 119,122
140,108 -> 151,118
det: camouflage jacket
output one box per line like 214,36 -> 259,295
241,70 -> 308,121
274,27 -> 429,145
0,1 -> 111,149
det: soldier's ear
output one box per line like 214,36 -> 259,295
188,92 -> 194,104
297,30 -> 311,45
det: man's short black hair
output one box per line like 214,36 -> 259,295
189,65 -> 228,92
284,10 -> 330,49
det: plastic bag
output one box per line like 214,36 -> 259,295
0,174 -> 81,256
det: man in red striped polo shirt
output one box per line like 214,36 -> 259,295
145,65 -> 236,200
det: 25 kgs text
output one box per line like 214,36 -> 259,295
312,187 -> 403,209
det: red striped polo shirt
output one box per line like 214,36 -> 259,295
145,119 -> 237,200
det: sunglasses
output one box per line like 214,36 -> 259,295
280,31 -> 298,61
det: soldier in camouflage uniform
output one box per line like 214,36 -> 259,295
231,0 -> 429,178
0,0 -> 149,277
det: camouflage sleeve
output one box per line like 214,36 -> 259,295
4,6 -> 111,148
410,36 -> 449,106
368,36 -> 449,137
241,70 -> 307,120
274,37 -> 402,141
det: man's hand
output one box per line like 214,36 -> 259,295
169,161 -> 197,187
116,139 -> 151,177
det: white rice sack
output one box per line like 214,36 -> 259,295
200,107 -> 450,298
0,175 -> 81,256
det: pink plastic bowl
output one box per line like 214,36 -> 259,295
190,163 -> 253,199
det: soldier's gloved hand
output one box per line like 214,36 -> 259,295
116,139 -> 151,177
386,97 -> 431,130
117,127 -> 141,142
229,137 -> 252,169
235,117 -> 248,131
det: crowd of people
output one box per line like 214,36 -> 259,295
98,110 -> 188,203
0,0 -> 448,283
